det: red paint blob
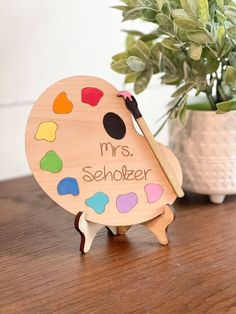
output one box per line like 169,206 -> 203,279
81,87 -> 104,106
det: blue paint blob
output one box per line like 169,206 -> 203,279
85,192 -> 109,214
57,177 -> 80,196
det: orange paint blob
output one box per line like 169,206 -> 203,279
53,92 -> 73,114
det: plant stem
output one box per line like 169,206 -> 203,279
215,63 -> 227,102
217,85 -> 227,102
206,92 -> 216,110
154,95 -> 186,136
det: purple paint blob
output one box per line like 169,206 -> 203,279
116,192 -> 138,213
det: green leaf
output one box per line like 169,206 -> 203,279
156,14 -> 175,36
171,82 -> 195,97
136,40 -> 150,58
128,40 -> 150,60
225,66 -> 236,89
210,21 -> 217,42
139,0 -> 159,12
172,9 -> 191,19
162,55 -> 177,73
216,99 -> 236,113
155,13 -> 172,26
124,72 -> 137,83
180,0 -> 198,17
224,5 -> 236,22
151,42 -> 161,56
215,10 -> 227,23
139,0 -> 156,7
205,59 -> 220,74
229,52 -> 236,67
111,60 -> 130,74
178,95 -> 188,125
161,74 -> 181,84
216,0 -> 224,10
197,0 -> 209,23
125,34 -> 136,48
127,56 -> 147,71
151,43 -> 161,67
134,68 -> 153,93
140,31 -> 159,42
120,0 -> 137,5
122,30 -> 144,36
112,5 -> 130,11
122,7 -> 142,21
208,44 -> 219,57
187,30 -> 213,43
154,114 -> 170,136
217,25 -> 225,48
177,28 -> 189,41
188,42 -> 202,60
161,38 -> 180,51
155,0 -> 164,11
174,18 -> 201,30
112,52 -> 128,61
227,25 -> 236,39
202,47 -> 220,73
219,37 -> 233,57
141,8 -> 157,21
183,61 -> 193,80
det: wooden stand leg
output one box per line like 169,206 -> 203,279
117,226 -> 131,235
74,212 -> 104,254
74,212 -> 119,253
106,225 -> 118,236
143,204 -> 175,245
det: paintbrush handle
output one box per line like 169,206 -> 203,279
117,91 -> 184,197
136,117 -> 184,198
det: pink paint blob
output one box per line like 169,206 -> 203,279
81,87 -> 104,106
144,184 -> 164,204
117,90 -> 133,101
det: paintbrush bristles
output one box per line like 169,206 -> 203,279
117,92 -> 142,120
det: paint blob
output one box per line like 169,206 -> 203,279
81,87 -> 104,106
116,192 -> 138,213
57,177 -> 80,196
40,151 -> 63,173
117,90 -> 133,101
85,192 -> 109,214
35,121 -> 58,142
144,183 -> 163,204
103,112 -> 126,140
53,92 -> 73,114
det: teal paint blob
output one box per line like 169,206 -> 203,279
85,192 -> 109,214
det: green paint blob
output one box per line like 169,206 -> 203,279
40,150 -> 63,173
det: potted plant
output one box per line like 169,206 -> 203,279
111,0 -> 236,203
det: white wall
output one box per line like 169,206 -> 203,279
0,0 -> 174,181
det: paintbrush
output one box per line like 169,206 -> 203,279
117,91 -> 184,198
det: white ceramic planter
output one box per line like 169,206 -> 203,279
169,110 -> 236,204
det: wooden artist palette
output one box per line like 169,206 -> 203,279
25,76 -> 182,228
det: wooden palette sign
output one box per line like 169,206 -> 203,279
25,76 -> 183,253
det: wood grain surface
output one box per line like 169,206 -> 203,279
0,176 -> 236,314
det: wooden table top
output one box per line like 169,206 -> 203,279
0,176 -> 236,314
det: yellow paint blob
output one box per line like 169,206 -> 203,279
35,121 -> 58,142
